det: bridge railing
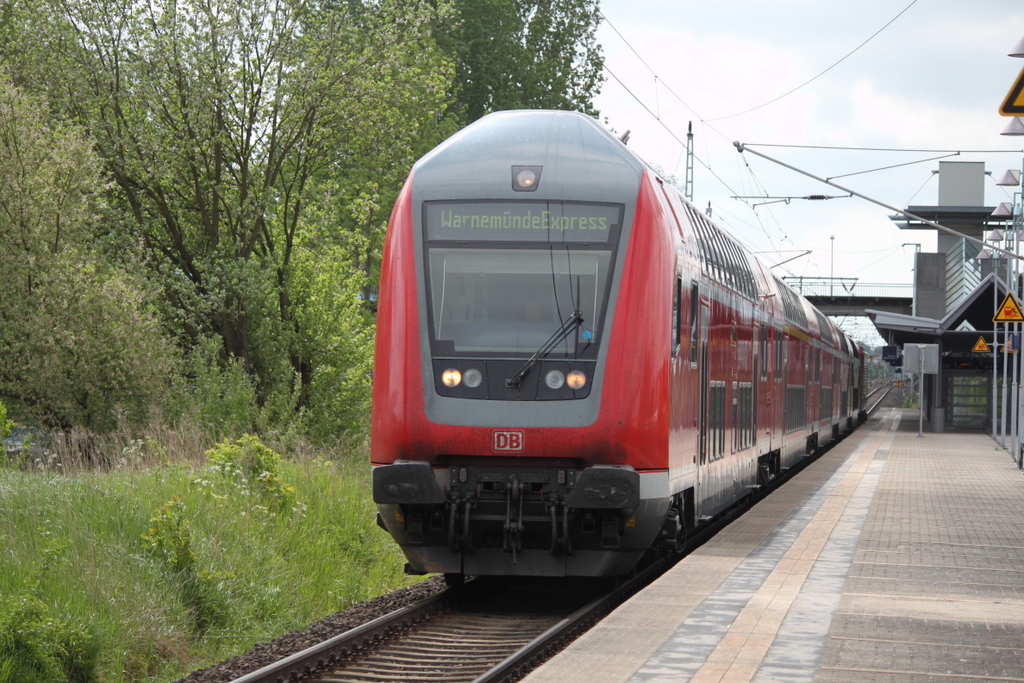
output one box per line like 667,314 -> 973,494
782,277 -> 913,299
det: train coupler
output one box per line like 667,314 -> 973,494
548,498 -> 571,556
447,495 -> 475,553
503,475 -> 524,563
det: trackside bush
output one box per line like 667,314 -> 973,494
140,497 -> 195,575
205,435 -> 295,512
0,594 -> 100,683
141,497 -> 228,635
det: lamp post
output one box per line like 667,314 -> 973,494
997,35 -> 1024,467
977,241 -> 1002,440
903,243 -> 920,316
994,151 -> 1024,465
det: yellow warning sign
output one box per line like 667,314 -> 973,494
994,292 -> 1024,322
1001,66 -> 1024,116
972,336 -> 992,353
894,380 -> 903,387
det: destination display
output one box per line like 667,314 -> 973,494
424,201 -> 621,243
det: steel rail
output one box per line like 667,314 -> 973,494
867,386 -> 894,415
229,589 -> 456,683
864,382 -> 891,401
471,559 -> 668,683
228,403 -> 874,683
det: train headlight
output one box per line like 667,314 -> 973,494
442,368 -> 462,387
463,368 -> 483,388
567,370 -> 587,390
516,169 -> 537,188
545,369 -> 565,389
512,165 -> 543,192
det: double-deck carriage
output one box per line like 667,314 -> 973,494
370,110 -> 865,579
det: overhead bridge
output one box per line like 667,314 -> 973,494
783,276 -> 914,317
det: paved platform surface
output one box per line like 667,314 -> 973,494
524,408 -> 1024,683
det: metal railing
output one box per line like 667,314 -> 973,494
782,276 -> 913,299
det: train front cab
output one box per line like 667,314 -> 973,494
370,110 -> 867,579
371,111 -> 678,578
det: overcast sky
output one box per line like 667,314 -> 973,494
593,0 -> 1024,344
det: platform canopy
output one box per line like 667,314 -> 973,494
893,206 -> 1001,237
866,272 -> 1009,353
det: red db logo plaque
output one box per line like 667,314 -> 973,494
492,430 -> 524,453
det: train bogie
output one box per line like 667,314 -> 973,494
371,110 -> 864,578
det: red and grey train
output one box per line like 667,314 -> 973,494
371,110 -> 866,579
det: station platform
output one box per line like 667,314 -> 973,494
524,408 -> 1024,683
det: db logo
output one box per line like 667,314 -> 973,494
492,430 -> 524,452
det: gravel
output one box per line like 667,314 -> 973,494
174,575 -> 447,683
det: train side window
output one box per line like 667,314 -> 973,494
738,382 -> 753,450
749,380 -> 756,448
660,185 -> 689,240
774,328 -> 784,381
672,276 -> 682,357
689,283 -> 700,365
732,381 -> 738,454
710,381 -> 726,460
760,323 -> 769,381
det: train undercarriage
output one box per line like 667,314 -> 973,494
373,461 -> 670,577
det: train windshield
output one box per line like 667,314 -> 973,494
423,201 -> 623,358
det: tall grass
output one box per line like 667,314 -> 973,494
0,430 -> 417,682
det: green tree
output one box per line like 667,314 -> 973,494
0,74 -> 174,431
444,0 -> 605,122
4,0 -> 455,433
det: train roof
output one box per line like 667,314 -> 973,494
411,110 -> 644,206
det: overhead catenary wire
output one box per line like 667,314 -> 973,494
704,0 -> 920,121
739,143 -> 1024,153
826,152 -> 960,182
734,141 -> 1024,262
603,64 -> 744,199
601,3 -> 921,126
903,169 -> 938,206
599,7 -> 998,291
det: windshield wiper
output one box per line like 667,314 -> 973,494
506,309 -> 583,388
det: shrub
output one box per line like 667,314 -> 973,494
0,401 -> 12,438
141,497 -> 228,635
0,594 -> 100,683
174,336 -> 259,441
141,497 -> 195,575
205,435 -> 295,512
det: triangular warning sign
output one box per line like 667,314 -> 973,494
994,292 -> 1024,323
1001,66 -> 1024,116
972,336 -> 991,353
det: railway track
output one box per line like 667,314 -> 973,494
865,381 -> 895,414
228,412 -> 880,683
229,568 -> 662,683
227,459 -> 829,683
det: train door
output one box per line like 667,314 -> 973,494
773,326 -> 784,452
779,330 -> 790,448
806,347 -> 814,437
696,300 -> 710,518
756,322 -> 768,450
